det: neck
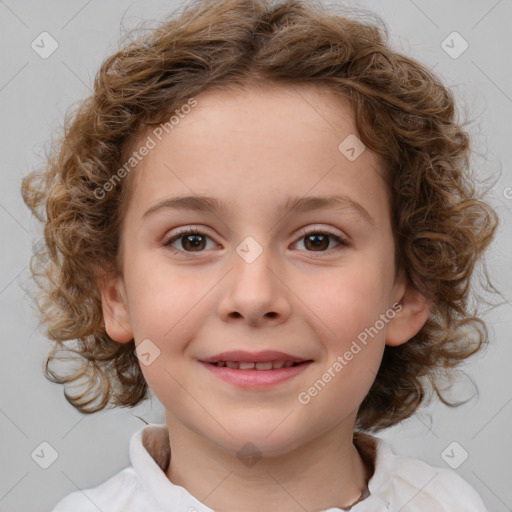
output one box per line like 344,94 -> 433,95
164,415 -> 371,512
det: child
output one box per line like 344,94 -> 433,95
21,0 -> 498,510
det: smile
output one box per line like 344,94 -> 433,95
209,360 -> 303,370
200,360 -> 312,388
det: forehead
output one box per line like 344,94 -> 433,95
122,82 -> 388,223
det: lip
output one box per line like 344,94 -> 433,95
199,350 -> 309,364
199,350 -> 313,389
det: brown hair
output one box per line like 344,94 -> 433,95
21,0 -> 497,432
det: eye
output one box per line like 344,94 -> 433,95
163,226 -> 217,253
162,225 -> 349,256
292,226 -> 349,255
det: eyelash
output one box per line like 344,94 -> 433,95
162,225 -> 349,257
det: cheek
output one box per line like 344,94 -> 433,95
298,268 -> 391,415
308,258 -> 394,345
125,263 -> 217,392
126,255 -> 209,342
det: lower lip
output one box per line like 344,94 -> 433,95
200,361 -> 312,388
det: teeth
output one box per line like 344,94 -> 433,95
212,360 -> 301,370
255,361 -> 273,370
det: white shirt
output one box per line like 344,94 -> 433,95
51,423 -> 488,512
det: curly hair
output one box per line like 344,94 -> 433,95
21,0 -> 497,432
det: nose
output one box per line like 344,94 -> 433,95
216,243 -> 292,328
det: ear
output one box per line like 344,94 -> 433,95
386,268 -> 431,347
96,269 -> 134,344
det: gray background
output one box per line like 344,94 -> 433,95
1,0 -> 511,511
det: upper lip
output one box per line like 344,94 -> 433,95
200,350 -> 310,363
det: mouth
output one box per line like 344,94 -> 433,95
200,350 -> 310,365
199,350 -> 313,388
207,360 -> 308,370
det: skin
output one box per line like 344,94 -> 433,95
98,83 -> 430,512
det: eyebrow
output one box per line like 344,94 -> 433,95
142,194 -> 374,225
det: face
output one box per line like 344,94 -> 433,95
100,84 -> 427,457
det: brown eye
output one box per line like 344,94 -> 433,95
293,228 -> 348,255
164,227 -> 215,253
180,233 -> 207,251
303,233 -> 330,251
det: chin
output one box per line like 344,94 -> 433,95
209,423 -> 309,460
